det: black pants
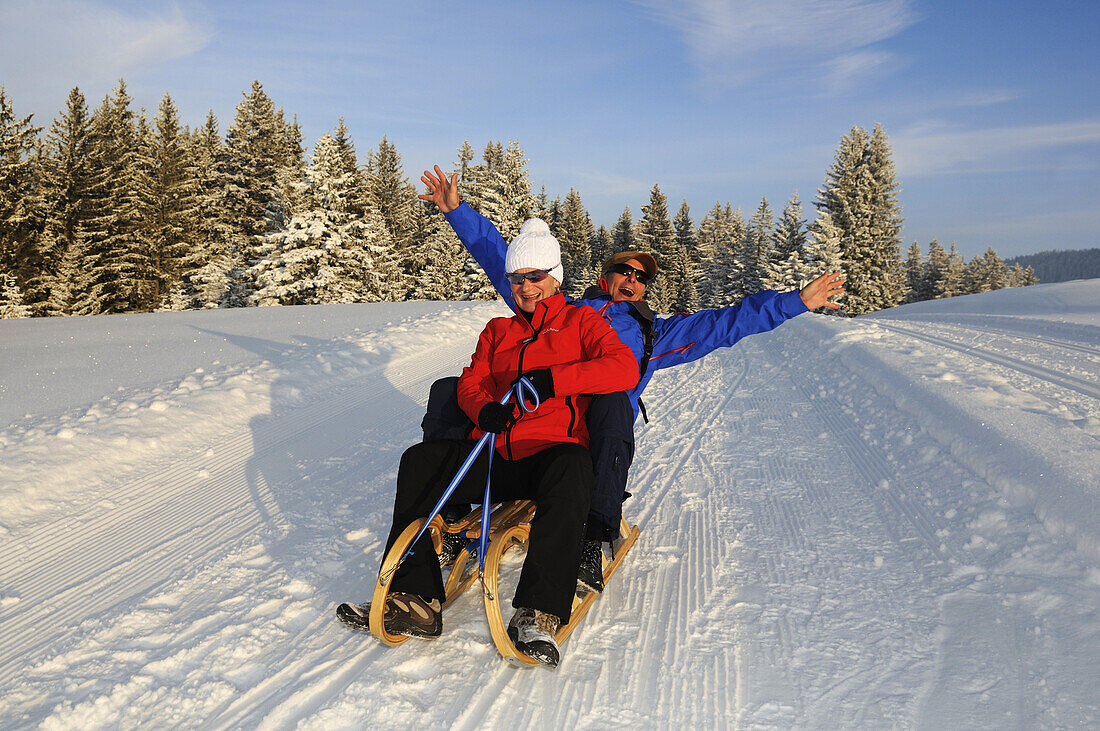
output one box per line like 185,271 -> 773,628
386,439 -> 594,622
421,377 -> 635,542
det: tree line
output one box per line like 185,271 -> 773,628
0,81 -> 1036,320
1005,248 -> 1100,285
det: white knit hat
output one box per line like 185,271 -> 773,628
506,218 -> 564,285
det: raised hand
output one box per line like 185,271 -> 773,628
800,271 -> 845,310
418,165 -> 461,213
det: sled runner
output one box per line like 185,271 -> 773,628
369,499 -> 640,664
483,511 -> 639,666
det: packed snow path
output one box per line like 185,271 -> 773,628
1,282 -> 1097,728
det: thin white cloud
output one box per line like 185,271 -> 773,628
635,0 -> 915,89
821,49 -> 897,94
891,120 -> 1100,176
0,1 -> 211,114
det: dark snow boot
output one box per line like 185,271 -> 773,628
438,531 -> 473,567
336,592 -> 442,638
508,607 -> 561,668
576,538 -> 605,594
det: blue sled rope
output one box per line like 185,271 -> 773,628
382,377 -> 541,594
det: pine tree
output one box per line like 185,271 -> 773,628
366,135 -> 418,293
0,87 -> 44,299
462,140 -> 504,218
694,203 -> 723,265
668,245 -> 699,312
247,209 -> 369,305
557,188 -> 594,297
636,184 -> 675,312
770,193 -> 808,291
670,199 -> 699,309
590,225 -> 613,273
147,94 -> 198,310
923,239 -> 949,299
963,247 -> 1008,294
815,124 -> 905,314
175,111 -> 234,309
902,241 -> 925,303
803,210 -> 844,312
223,81 -> 293,306
350,199 -> 402,302
120,112 -> 159,311
476,141 -> 533,243
546,195 -> 563,238
740,197 -> 775,295
276,111 -> 306,221
1007,263 -> 1026,288
416,202 -> 467,302
696,203 -> 745,307
944,243 -> 967,297
0,273 -> 31,318
456,140 -> 475,186
533,185 -> 551,221
448,141 -> 494,301
77,81 -> 156,314
611,206 -> 637,254
31,87 -> 93,316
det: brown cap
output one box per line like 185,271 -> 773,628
601,251 -> 658,280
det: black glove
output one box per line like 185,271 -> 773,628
516,368 -> 554,402
477,402 -> 518,434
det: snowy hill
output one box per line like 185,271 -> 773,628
1,282 -> 1098,728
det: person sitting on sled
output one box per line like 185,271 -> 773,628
417,165 -> 844,593
338,218 -> 638,668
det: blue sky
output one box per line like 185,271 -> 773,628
2,0 -> 1097,259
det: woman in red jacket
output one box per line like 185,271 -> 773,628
338,218 -> 638,667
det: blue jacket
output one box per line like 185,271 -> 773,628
443,202 -> 809,418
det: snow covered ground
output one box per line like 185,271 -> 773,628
1,281 -> 1097,729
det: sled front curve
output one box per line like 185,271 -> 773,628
484,515 -> 641,665
370,518 -> 426,646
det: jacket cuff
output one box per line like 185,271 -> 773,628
442,200 -> 471,224
778,288 -> 809,316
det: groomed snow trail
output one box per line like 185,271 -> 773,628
1,283 -> 1097,728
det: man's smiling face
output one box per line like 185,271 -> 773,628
604,258 -> 649,303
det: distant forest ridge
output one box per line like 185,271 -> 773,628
1006,248 -> 1100,283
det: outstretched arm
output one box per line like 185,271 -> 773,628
419,164 -> 515,307
800,271 -> 845,310
418,165 -> 460,213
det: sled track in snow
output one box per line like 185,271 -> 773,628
0,328 -> 474,690
883,313 -> 1100,358
872,321 -> 1100,400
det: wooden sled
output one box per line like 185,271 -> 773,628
370,500 -> 640,664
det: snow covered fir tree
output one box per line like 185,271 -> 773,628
0,83 -> 1039,320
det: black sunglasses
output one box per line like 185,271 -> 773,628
506,267 -> 557,286
608,262 -> 650,285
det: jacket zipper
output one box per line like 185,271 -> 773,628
566,395 -> 576,437
506,305 -> 544,460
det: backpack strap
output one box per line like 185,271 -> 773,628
629,302 -> 655,424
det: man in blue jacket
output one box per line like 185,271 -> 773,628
418,166 -> 844,591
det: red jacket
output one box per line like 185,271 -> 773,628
459,293 -> 639,460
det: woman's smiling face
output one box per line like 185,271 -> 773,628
510,268 -> 560,313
